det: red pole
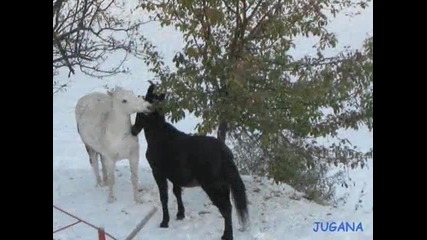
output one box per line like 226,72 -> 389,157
98,227 -> 106,240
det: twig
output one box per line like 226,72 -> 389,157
53,32 -> 75,77
124,207 -> 158,240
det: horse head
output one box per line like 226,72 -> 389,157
107,85 -> 153,115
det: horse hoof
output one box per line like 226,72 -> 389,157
221,233 -> 232,240
176,213 -> 185,220
160,222 -> 168,228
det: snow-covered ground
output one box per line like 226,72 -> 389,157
53,2 -> 373,239
53,71 -> 373,240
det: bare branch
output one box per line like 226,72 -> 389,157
246,0 -> 263,23
53,0 -> 153,80
53,32 -> 75,77
222,0 -> 237,14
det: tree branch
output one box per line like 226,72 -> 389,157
53,32 -> 75,77
246,0 -> 263,23
222,0 -> 237,14
53,0 -> 154,79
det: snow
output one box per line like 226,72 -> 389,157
53,1 -> 373,239
53,76 -> 373,240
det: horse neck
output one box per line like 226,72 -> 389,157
105,102 -> 132,133
144,120 -> 183,145
143,121 -> 163,143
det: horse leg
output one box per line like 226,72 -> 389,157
129,149 -> 143,203
85,145 -> 102,187
172,184 -> 185,220
104,156 -> 117,203
153,171 -> 170,227
100,154 -> 108,186
202,183 -> 233,240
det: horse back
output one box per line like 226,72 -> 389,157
76,93 -> 111,120
149,135 -> 228,186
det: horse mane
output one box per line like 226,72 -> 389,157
112,86 -> 123,92
107,86 -> 124,97
158,117 -> 189,139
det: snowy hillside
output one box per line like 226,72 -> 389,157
53,76 -> 373,240
53,2 -> 373,239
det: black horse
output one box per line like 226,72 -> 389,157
131,84 -> 249,240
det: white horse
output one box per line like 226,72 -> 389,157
75,86 -> 152,203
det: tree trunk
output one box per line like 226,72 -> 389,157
217,120 -> 228,143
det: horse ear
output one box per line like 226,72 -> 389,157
146,84 -> 155,96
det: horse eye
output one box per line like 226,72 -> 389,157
122,99 -> 127,103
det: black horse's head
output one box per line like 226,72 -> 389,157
144,84 -> 166,104
131,83 -> 166,136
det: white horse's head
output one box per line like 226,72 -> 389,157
107,86 -> 153,115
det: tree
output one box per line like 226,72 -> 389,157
140,0 -> 373,202
53,0 -> 160,94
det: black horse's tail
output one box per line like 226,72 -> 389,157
222,145 -> 249,230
